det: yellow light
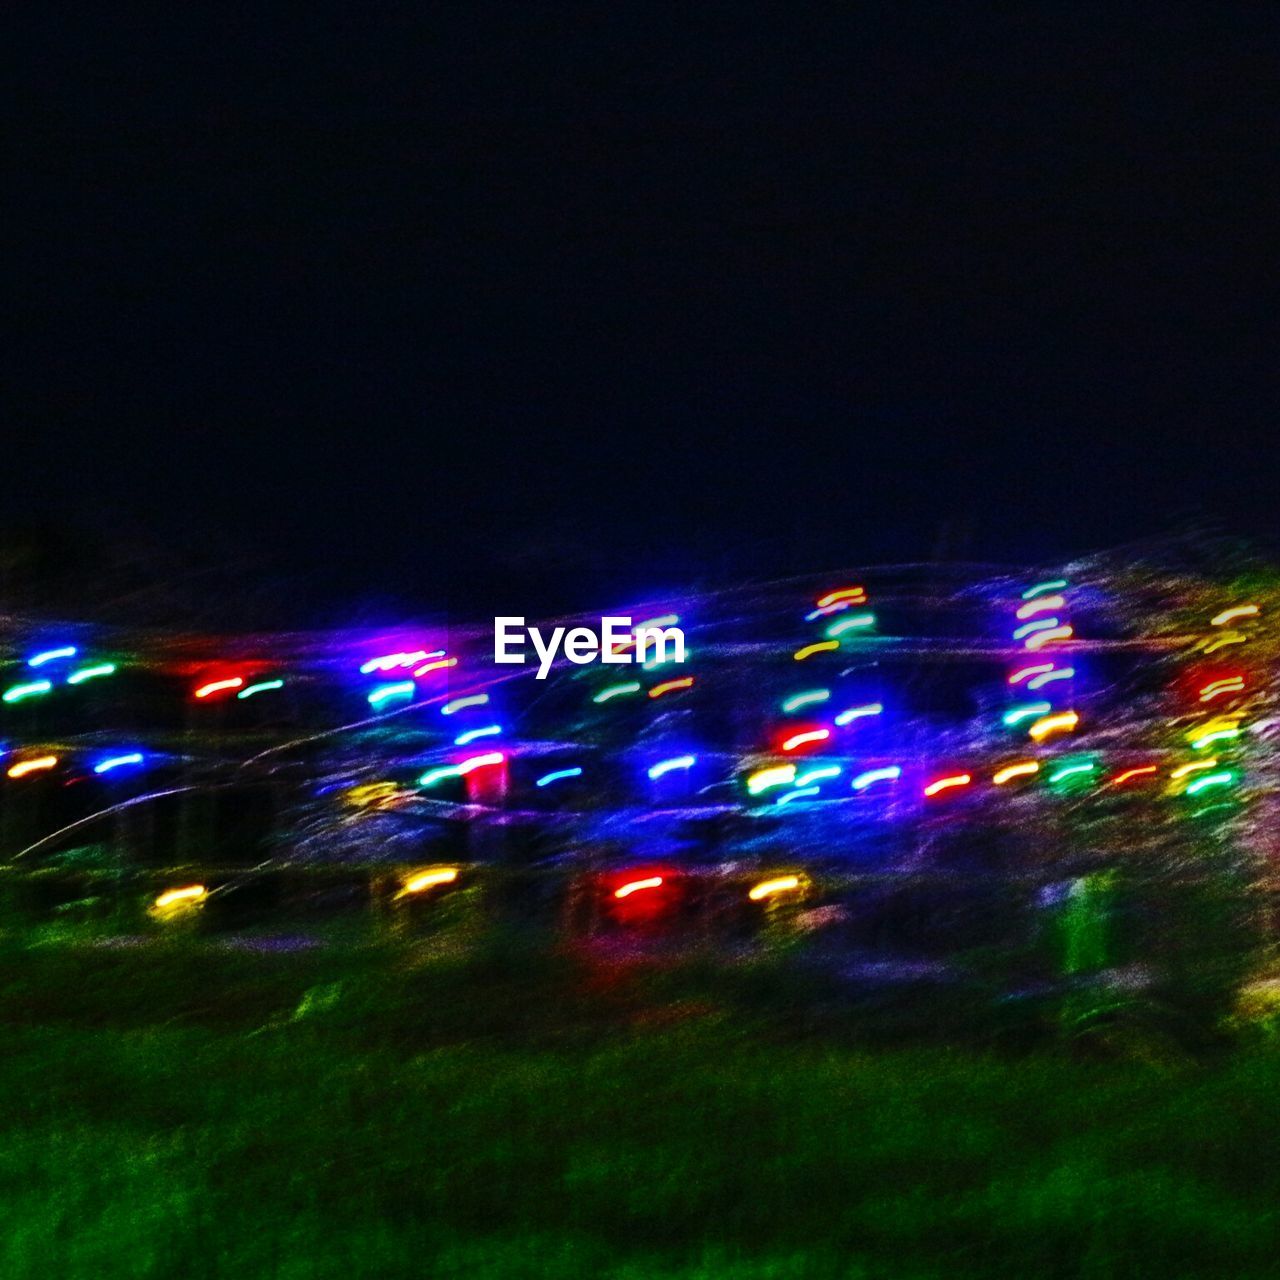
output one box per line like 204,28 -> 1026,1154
1024,625 -> 1074,651
397,867 -> 459,897
1211,605 -> 1259,626
1015,595 -> 1065,619
1202,631 -> 1246,654
794,640 -> 839,661
1170,759 -> 1218,779
7,756 -> 57,779
154,884 -> 206,910
749,875 -> 803,901
993,761 -> 1039,785
817,587 -> 865,608
746,764 -> 796,795
1028,711 -> 1078,742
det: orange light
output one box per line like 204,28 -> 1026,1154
194,677 -> 244,699
1111,766 -> 1158,786
993,761 -> 1039,785
6,755 -> 57,779
816,587 -> 866,608
924,773 -> 971,797
614,876 -> 663,899
649,677 -> 693,699
1028,711 -> 1079,742
1024,625 -> 1073,651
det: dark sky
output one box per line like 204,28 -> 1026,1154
7,5 -> 1279,618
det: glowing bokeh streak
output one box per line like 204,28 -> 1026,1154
825,613 -> 875,637
1184,771 -> 1235,795
441,694 -> 489,715
1015,596 -> 1065,619
194,678 -> 244,699
1210,605 -> 1259,626
413,657 -> 457,676
924,773 -> 971,797
3,681 -> 52,703
749,876 -> 802,900
28,647 -> 76,667
1013,618 -> 1060,640
67,663 -> 117,684
648,755 -> 696,780
851,766 -> 900,791
817,588 -> 866,608
535,767 -> 582,787
781,689 -> 830,713
993,761 -> 1039,785
238,680 -> 284,699
94,753 -> 144,774
1028,711 -> 1078,741
649,678 -> 693,698
834,702 -> 883,726
1024,625 -> 1074,650
1009,664 -> 1054,685
454,725 -> 502,745
747,764 -> 796,795
1002,702 -> 1051,727
7,756 -> 57,778
1027,668 -> 1074,690
593,682 -> 642,703
368,681 -> 414,707
775,787 -> 821,806
614,876 -> 662,899
1022,580 -> 1067,599
781,729 -> 830,752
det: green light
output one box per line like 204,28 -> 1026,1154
67,663 -> 116,684
1048,761 -> 1096,784
1022,580 -> 1068,600
1185,770 -> 1235,796
1191,728 -> 1240,750
368,681 -> 414,707
3,680 -> 52,703
781,689 -> 830,713
825,612 -> 875,638
593,682 -> 641,703
418,764 -> 461,788
1002,701 -> 1051,727
794,764 -> 841,787
237,679 -> 284,699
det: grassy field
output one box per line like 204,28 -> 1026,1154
0,935 -> 1276,1278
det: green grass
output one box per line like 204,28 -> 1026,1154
0,938 -> 1276,1277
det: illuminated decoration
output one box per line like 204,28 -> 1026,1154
94,753 -> 144,774
396,867 -> 459,897
817,587 -> 866,608
1199,677 -> 1245,702
993,761 -> 1039,785
153,885 -> 206,910
834,702 -> 882,726
1170,759 -> 1218,779
781,729 -> 829,752
1015,596 -> 1065,620
194,677 -> 245,699
781,689 -> 830,713
3,680 -> 52,703
1210,605 -> 1259,627
825,612 -> 875,638
454,725 -> 502,745
1047,761 -> 1096,784
28,646 -> 77,667
1027,668 -> 1074,690
7,756 -> 57,778
441,694 -> 489,715
343,782 -> 405,809
1009,663 -> 1055,685
535,767 -> 583,787
1111,766 -> 1158,786
1028,711 -> 1079,742
776,786 -> 821,806
1192,728 -> 1240,750
794,641 -> 839,661
1184,770 -> 1236,796
1024,625 -> 1074,651
851,766 -> 901,791
614,876 -> 663,899
794,764 -> 841,786
66,663 -> 117,684
749,875 -> 803,901
805,602 -> 852,621
1002,702 -> 1051,727
1013,618 -> 1060,641
649,677 -> 693,698
593,682 -> 642,703
417,752 -> 504,788
413,657 -> 457,676
647,755 -> 696,780
1022,580 -> 1068,600
359,650 -> 440,675
1202,632 -> 1246,654
238,679 -> 284,699
367,681 -> 414,707
924,773 -> 971,797
746,764 -> 796,795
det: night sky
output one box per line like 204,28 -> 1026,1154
7,6 -> 1279,619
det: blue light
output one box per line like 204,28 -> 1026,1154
28,646 -> 77,668
536,767 -> 583,787
647,755 -> 696,781
94,752 -> 144,774
455,725 -> 502,746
